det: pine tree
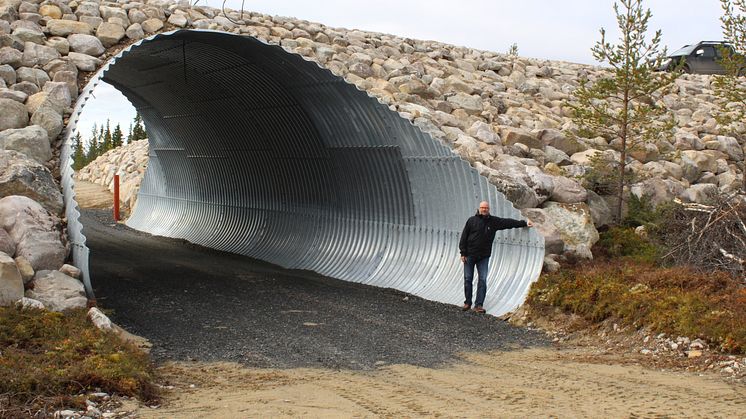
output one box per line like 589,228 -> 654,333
568,0 -> 678,223
71,132 -> 86,170
102,119 -> 113,152
86,123 -> 99,164
714,0 -> 746,192
112,124 -> 124,148
130,112 -> 147,142
126,123 -> 133,145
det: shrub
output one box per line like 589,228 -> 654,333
527,262 -> 746,353
0,307 -> 158,414
594,226 -> 660,264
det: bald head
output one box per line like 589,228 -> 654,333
478,201 -> 490,216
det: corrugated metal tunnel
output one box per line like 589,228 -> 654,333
73,30 -> 544,316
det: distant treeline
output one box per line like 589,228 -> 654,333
71,113 -> 147,170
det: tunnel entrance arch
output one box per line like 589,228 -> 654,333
63,30 -> 544,316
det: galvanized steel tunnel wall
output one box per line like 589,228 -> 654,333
85,30 -> 543,315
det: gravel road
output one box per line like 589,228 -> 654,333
83,209 -> 548,369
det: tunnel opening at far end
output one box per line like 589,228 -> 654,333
93,29 -> 543,316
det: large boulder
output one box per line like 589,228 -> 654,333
525,166 -> 555,204
446,92 -> 483,115
715,135 -> 744,161
29,100 -> 63,140
140,18 -> 163,34
549,175 -> 587,203
0,46 -> 23,68
0,251 -> 23,306
486,155 -> 541,208
67,51 -> 101,71
26,270 -> 86,311
0,64 -> 15,85
542,202 -> 599,260
630,178 -> 686,209
67,33 -> 104,56
21,41 -> 60,67
520,208 -> 565,255
585,190 -> 614,228
42,81 -> 71,110
0,124 -> 50,163
15,66 -> 49,88
46,19 -> 93,36
0,227 -> 13,255
570,148 -> 603,166
96,22 -> 124,47
679,184 -> 719,204
538,129 -> 587,156
0,151 -> 63,214
677,150 -> 718,183
0,195 -> 65,271
500,126 -> 542,149
0,97 -> 28,130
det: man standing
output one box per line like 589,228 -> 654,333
459,201 -> 533,313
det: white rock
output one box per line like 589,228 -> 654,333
167,13 -> 187,28
26,270 -> 87,312
125,23 -> 144,40
20,41 -> 60,67
0,124 -> 50,163
0,251 -> 23,306
549,176 -> 587,204
521,208 -> 564,254
466,121 -> 499,144
0,195 -> 66,270
140,18 -> 163,33
0,97 -> 29,131
67,51 -> 102,71
30,101 -> 63,140
88,307 -> 113,331
16,296 -> 44,309
96,22 -> 125,47
67,33 -> 105,56
542,202 -> 599,259
446,93 -> 483,115
679,183 -> 719,204
14,255 -> 33,284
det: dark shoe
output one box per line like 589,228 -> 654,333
473,306 -> 486,314
461,304 -> 471,311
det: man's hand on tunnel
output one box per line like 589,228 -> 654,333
526,220 -> 533,228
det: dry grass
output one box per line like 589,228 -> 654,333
0,307 -> 158,416
528,261 -> 746,354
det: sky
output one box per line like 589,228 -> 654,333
76,0 -> 726,143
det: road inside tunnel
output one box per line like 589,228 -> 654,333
81,208 -> 548,369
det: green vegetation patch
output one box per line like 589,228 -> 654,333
527,262 -> 746,353
0,307 -> 158,412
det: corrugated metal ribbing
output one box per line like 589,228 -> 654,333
83,30 -> 545,315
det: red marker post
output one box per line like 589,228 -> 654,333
113,174 -> 120,222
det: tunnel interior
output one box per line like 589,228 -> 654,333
69,30 -> 544,316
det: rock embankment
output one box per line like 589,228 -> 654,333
76,138 -> 147,213
1,0 -> 745,308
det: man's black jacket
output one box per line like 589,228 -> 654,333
459,212 -> 527,258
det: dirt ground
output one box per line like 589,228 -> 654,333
74,180 -> 115,210
74,183 -> 745,418
131,347 -> 745,418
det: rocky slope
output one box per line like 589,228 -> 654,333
1,0 -> 745,309
76,137 -> 146,213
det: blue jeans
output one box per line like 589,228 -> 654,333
464,256 -> 489,307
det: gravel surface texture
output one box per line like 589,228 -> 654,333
83,209 -> 548,370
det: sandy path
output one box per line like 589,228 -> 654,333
74,179 -> 114,210
137,348 -> 745,418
